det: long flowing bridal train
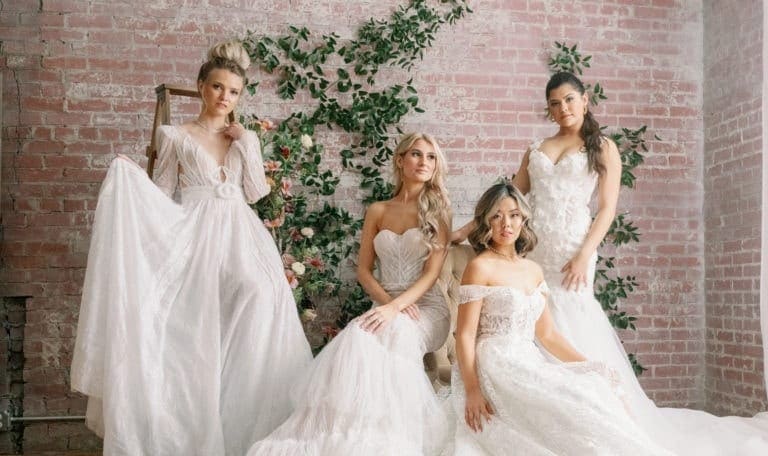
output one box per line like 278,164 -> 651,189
525,138 -> 768,455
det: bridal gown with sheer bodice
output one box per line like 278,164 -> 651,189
71,125 -> 312,455
525,138 -> 768,454
248,227 -> 450,455
447,283 -> 675,455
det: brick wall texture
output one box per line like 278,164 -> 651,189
0,0 -> 764,452
703,0 -> 765,416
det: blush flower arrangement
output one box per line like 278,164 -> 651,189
248,116 -> 360,327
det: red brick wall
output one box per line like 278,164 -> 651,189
703,0 -> 766,416
0,0 -> 762,451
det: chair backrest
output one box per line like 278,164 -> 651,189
145,84 -> 234,178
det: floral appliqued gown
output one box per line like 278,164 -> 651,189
71,125 -> 312,456
447,283 -> 675,455
248,227 -> 450,456
525,138 -> 768,455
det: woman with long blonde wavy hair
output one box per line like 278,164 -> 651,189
249,132 -> 452,455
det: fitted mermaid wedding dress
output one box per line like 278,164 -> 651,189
248,227 -> 450,455
525,138 -> 768,454
71,126 -> 312,455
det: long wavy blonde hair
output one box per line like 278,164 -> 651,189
392,132 -> 451,252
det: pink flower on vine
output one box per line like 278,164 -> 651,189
264,214 -> 285,228
284,269 -> 299,289
257,119 -> 276,131
306,256 -> 325,271
281,178 -> 293,196
281,253 -> 296,268
289,227 -> 304,242
264,160 -> 282,173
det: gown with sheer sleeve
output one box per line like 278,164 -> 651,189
247,227 -> 451,456
524,138 -> 768,455
444,282 -> 676,455
70,125 -> 313,456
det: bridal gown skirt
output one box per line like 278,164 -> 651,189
541,255 -> 768,455
71,158 -> 312,455
248,288 -> 450,456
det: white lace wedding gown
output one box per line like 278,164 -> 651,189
447,283 -> 675,455
71,126 -> 312,455
248,227 -> 450,455
525,138 -> 768,454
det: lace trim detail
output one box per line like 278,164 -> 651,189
458,282 -> 548,305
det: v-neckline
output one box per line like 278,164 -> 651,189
176,125 -> 232,168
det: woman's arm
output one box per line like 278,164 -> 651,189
534,302 -> 586,363
153,126 -> 179,198
356,202 -> 394,306
451,219 -> 476,244
233,129 -> 271,203
561,139 -> 621,290
455,259 -> 494,432
511,147 -> 532,195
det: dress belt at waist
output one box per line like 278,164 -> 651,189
181,183 -> 245,203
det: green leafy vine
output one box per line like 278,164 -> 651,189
240,0 -> 472,347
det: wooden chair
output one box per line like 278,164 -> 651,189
425,243 -> 475,388
145,84 -> 234,178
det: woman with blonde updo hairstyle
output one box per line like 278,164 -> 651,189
71,40 -> 312,455
249,132 -> 452,455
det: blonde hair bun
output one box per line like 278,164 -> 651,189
208,40 -> 251,71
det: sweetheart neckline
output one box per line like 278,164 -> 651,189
531,141 -> 586,167
376,226 -> 421,237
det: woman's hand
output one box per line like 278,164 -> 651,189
560,251 -> 590,292
464,388 -> 494,433
223,122 -> 246,141
401,303 -> 420,321
359,303 -> 399,333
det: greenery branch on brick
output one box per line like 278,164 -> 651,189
240,0 -> 472,347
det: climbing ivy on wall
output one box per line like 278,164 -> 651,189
241,0 -> 472,346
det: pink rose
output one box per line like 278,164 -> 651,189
264,160 -> 282,173
284,269 -> 299,289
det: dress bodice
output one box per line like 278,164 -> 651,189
459,283 -> 548,343
373,228 -> 429,291
152,125 -> 269,204
526,140 -> 598,273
